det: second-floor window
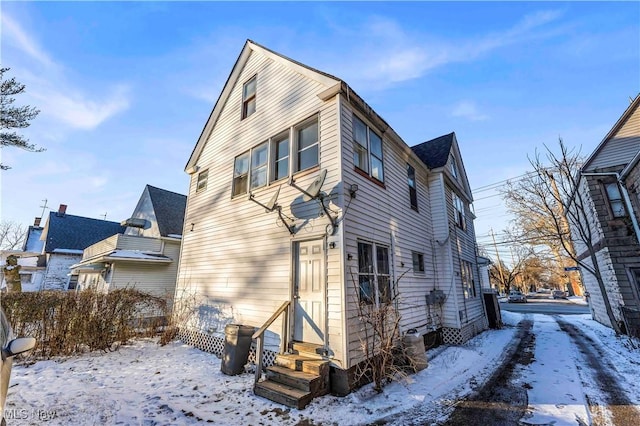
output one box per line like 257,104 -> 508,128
352,115 -> 384,182
242,76 -> 257,119
232,152 -> 250,197
453,192 -> 466,229
231,115 -> 320,197
605,183 -> 626,218
407,164 -> 418,210
296,117 -> 319,172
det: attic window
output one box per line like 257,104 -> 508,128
196,169 -> 209,192
242,76 -> 257,119
450,154 -> 458,179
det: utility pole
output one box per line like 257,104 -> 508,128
545,170 -> 582,296
490,228 -> 506,292
39,199 -> 48,218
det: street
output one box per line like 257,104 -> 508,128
501,297 -> 591,315
379,309 -> 640,426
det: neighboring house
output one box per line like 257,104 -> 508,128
411,132 -> 488,342
176,40 -> 487,397
40,205 -> 125,290
571,94 -> 640,335
1,218 -> 46,292
71,185 -> 186,299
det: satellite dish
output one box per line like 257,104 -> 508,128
265,186 -> 281,211
303,169 -> 327,202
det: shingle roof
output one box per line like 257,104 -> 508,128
411,132 -> 455,169
44,213 -> 125,253
147,185 -> 187,237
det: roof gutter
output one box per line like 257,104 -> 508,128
581,171 -> 640,246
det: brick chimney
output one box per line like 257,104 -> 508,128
58,204 -> 67,216
34,217 -> 41,227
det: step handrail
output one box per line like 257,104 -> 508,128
252,300 -> 290,384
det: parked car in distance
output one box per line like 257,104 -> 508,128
1,308 -> 36,426
552,290 -> 568,299
508,291 -> 527,303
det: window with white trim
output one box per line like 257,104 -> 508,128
407,164 -> 418,210
196,169 -> 209,192
461,260 -> 476,298
352,115 -> 384,182
272,132 -> 290,182
250,142 -> 268,189
295,117 -> 319,172
232,152 -> 250,197
605,182 -> 626,218
450,154 -> 458,179
453,192 -> 466,229
242,76 -> 256,119
358,241 -> 391,305
412,252 -> 425,273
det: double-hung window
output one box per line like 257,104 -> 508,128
232,152 -> 250,197
453,192 -> 466,229
461,260 -> 476,298
272,132 -> 290,182
296,117 -> 319,172
358,241 -> 391,305
250,143 -> 268,189
242,76 -> 256,119
605,183 -> 626,218
407,164 -> 418,210
196,169 -> 209,192
352,116 -> 384,182
450,154 -> 458,179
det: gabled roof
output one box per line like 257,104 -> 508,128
411,132 -> 455,169
582,94 -> 640,171
146,185 -> 187,237
185,39 -> 340,171
43,212 -> 125,253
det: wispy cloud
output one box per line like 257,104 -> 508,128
1,13 -> 131,130
451,100 -> 489,122
328,9 -> 564,90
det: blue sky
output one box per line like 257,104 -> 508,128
1,1 -> 638,261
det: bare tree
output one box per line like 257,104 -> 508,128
503,139 -> 621,334
488,245 -> 531,294
0,220 -> 26,250
1,67 -> 42,170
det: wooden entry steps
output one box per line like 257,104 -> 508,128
254,343 -> 330,409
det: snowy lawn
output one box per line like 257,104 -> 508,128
5,328 -> 517,425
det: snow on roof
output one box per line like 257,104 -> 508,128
52,249 -> 84,255
106,249 -> 171,262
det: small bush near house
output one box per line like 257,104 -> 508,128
0,289 -> 167,359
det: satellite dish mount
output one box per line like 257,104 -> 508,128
289,169 -> 337,235
248,186 -> 296,234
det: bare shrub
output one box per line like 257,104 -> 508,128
159,286 -> 201,345
351,269 -> 411,393
0,289 -> 166,359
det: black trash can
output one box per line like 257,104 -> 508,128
221,324 -> 255,375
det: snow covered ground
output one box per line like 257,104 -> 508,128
4,312 -> 640,425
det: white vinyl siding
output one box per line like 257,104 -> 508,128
585,105 -> 640,171
177,49 -> 344,361
341,104 -> 439,366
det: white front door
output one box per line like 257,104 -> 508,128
293,239 -> 325,345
